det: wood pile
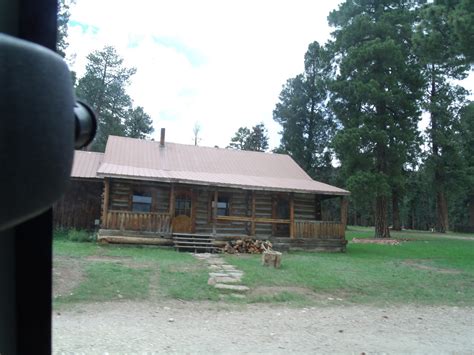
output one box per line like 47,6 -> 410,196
222,238 -> 273,254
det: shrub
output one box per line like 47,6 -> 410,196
67,229 -> 94,243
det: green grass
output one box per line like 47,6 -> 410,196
53,237 -> 218,305
53,228 -> 474,306
225,229 -> 474,306
56,262 -> 151,303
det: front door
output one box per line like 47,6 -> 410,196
172,191 -> 194,233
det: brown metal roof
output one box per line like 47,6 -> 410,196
96,136 -> 349,195
71,151 -> 104,179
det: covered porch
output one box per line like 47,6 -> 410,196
98,178 -> 348,251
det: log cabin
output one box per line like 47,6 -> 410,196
58,129 -> 350,252
53,151 -> 104,230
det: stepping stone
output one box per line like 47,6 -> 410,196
214,284 -> 249,292
208,276 -> 240,285
227,272 -> 244,278
214,276 -> 240,283
221,265 -> 237,270
209,272 -> 230,278
208,264 -> 221,270
206,259 -> 225,265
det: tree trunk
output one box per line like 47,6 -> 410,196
436,189 -> 449,233
392,190 -> 401,231
375,195 -> 390,238
469,195 -> 474,228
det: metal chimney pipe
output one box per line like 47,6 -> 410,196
160,128 -> 165,147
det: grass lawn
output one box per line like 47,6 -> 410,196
53,227 -> 474,307
53,237 -> 220,306
225,227 -> 474,306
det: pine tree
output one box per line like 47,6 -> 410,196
228,124 -> 269,152
414,0 -> 470,232
75,46 -> 137,151
124,106 -> 154,139
329,0 -> 424,238
273,41 -> 335,179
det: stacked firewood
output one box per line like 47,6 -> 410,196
222,238 -> 273,254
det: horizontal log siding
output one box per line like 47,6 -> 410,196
109,180 -> 131,210
195,188 -> 248,235
294,193 -> 316,220
254,191 -> 272,237
109,179 -> 169,213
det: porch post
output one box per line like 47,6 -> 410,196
102,178 -> 110,228
289,192 -> 295,239
251,191 -> 256,236
340,196 -> 348,231
212,190 -> 218,236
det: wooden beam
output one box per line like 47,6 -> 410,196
289,193 -> 295,239
102,178 -> 110,228
217,215 -> 290,224
212,190 -> 218,236
191,190 -> 197,233
340,196 -> 348,230
251,191 -> 256,236
98,235 -> 173,246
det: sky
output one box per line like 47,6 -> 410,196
66,0 -> 345,149
66,0 -> 473,150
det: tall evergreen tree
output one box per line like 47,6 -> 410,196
124,106 -> 154,139
228,123 -> 269,152
228,127 -> 251,150
450,0 -> 474,62
57,0 -> 75,58
75,46 -> 137,151
247,123 -> 269,152
273,42 -> 335,179
329,0 -> 424,238
458,102 -> 474,228
414,0 -> 470,232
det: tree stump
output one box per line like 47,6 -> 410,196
262,250 -> 282,268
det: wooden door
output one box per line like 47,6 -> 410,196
172,191 -> 194,233
273,195 -> 290,237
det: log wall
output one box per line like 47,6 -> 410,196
108,179 -> 169,213
103,178 -> 344,240
53,179 -> 103,230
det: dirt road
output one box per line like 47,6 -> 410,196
53,301 -> 473,354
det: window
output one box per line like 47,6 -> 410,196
132,193 -> 152,212
175,195 -> 192,217
211,196 -> 230,217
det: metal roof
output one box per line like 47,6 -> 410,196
95,136 -> 349,195
70,151 -> 104,179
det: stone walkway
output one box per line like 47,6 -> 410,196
193,253 -> 249,298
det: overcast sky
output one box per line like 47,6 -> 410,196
67,0 -> 473,150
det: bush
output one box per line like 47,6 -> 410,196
67,229 -> 95,243
53,228 -> 69,240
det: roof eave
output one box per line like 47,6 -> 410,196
97,172 -> 350,196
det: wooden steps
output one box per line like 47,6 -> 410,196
172,233 -> 216,253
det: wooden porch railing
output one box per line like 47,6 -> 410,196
294,220 -> 345,239
105,211 -> 171,234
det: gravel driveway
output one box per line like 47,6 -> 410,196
53,301 -> 474,354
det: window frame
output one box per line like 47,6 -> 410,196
131,191 -> 152,213
209,193 -> 231,220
